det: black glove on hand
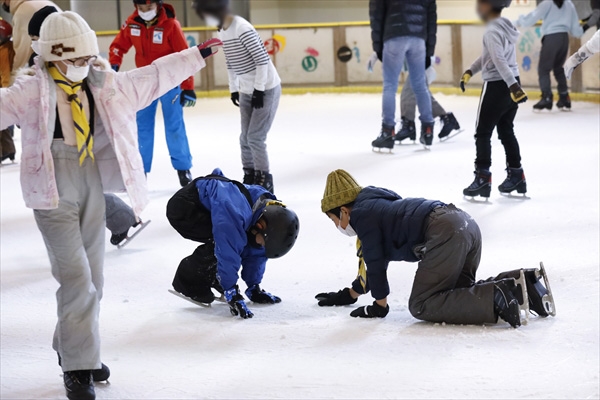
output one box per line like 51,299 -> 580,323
315,288 -> 357,307
350,301 -> 390,318
224,286 -> 254,319
251,90 -> 264,109
111,64 -> 120,72
376,51 -> 383,62
180,90 -> 197,107
245,284 -> 281,304
425,56 -> 431,69
231,92 -> 240,107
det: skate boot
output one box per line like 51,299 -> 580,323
255,170 -> 274,193
243,168 -> 255,185
494,279 -> 521,328
419,123 -> 434,148
63,370 -> 95,400
556,93 -> 572,110
395,118 -> 416,143
110,231 -> 128,246
1,152 -> 15,162
177,170 -> 193,187
438,112 -> 461,140
463,169 -> 492,198
58,354 -> 110,382
498,167 -> 527,195
533,92 -> 553,111
372,125 -> 395,151
515,264 -> 556,317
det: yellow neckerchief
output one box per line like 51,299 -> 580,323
47,64 -> 94,165
356,238 -> 367,292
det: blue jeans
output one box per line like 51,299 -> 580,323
382,36 -> 433,127
136,86 -> 192,173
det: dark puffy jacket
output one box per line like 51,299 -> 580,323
369,0 -> 438,59
350,187 -> 444,300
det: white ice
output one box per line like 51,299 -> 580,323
1,93 -> 599,399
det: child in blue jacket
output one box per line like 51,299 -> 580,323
316,169 -> 555,328
167,168 -> 299,318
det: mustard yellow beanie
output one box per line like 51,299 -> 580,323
321,169 -> 363,213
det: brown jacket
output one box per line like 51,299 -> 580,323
0,40 -> 15,87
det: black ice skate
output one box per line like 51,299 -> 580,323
438,112 -> 461,140
533,93 -> 553,111
113,220 -> 152,249
494,279 -> 521,328
395,118 -> 416,143
243,168 -> 255,185
498,167 -> 527,196
463,169 -> 492,198
1,152 -> 15,162
556,93 -> 572,111
58,353 -> 110,383
419,123 -> 434,149
255,170 -> 274,193
517,263 -> 556,318
372,125 -> 395,152
63,370 -> 95,400
177,169 -> 193,187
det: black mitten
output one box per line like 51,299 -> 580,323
251,90 -> 264,109
350,301 -> 389,318
315,288 -> 357,307
231,92 -> 240,107
245,284 -> 281,304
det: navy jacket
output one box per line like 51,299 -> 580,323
350,187 -> 444,300
369,0 -> 438,58
195,169 -> 276,291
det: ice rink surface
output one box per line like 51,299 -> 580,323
1,93 -> 599,399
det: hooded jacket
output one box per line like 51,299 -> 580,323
469,17 -> 520,87
517,0 -> 583,38
0,47 -> 205,215
195,168 -> 277,292
109,3 -> 193,91
349,186 -> 444,300
6,0 -> 61,70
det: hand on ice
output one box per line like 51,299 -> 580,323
251,90 -> 264,109
224,286 -> 254,319
350,301 -> 389,319
245,284 -> 281,304
367,52 -> 379,73
180,90 -> 197,107
315,288 -> 358,307
197,38 -> 223,59
509,83 -> 528,104
231,92 -> 240,107
460,70 -> 472,93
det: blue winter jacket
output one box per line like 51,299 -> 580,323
350,187 -> 444,300
195,169 -> 276,292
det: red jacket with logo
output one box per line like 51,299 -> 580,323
109,4 -> 193,91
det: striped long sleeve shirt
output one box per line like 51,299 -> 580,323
219,16 -> 281,95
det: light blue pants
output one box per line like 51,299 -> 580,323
382,36 -> 433,127
136,86 -> 192,173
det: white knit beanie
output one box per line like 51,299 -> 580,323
37,11 -> 99,62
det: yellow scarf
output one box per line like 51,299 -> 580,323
48,65 -> 94,165
356,239 -> 367,292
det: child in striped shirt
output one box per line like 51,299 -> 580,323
193,0 -> 281,192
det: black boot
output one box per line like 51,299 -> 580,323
463,169 -> 492,198
498,167 -> 527,195
110,231 -> 128,246
243,168 -> 255,185
255,170 -> 274,193
438,112 -> 460,139
58,354 -> 110,383
372,125 -> 395,150
494,279 -> 521,328
419,123 -> 434,147
177,170 -> 193,187
1,152 -> 15,162
533,92 -> 553,111
395,118 -> 416,143
63,370 -> 95,400
521,269 -> 551,317
556,93 -> 571,110
172,243 -> 219,304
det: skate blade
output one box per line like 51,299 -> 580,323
537,262 -> 556,317
372,147 -> 393,154
117,220 -> 152,249
395,139 -> 417,145
168,289 -> 212,308
514,271 -> 530,325
499,192 -> 531,200
463,195 -> 492,204
439,129 -> 465,142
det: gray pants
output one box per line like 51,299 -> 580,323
240,85 -> 281,172
400,77 -> 447,122
409,205 -> 497,325
539,32 -> 570,95
33,141 -> 105,372
104,193 -> 136,235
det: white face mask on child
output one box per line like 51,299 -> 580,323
138,9 -> 157,21
63,64 -> 90,82
337,213 -> 357,237
205,15 -> 220,27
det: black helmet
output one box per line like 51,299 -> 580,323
133,0 -> 163,5
192,0 -> 230,18
256,201 -> 300,259
487,0 -> 512,9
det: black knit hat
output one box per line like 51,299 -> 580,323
28,6 -> 58,37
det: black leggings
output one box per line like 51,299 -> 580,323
474,79 -> 522,170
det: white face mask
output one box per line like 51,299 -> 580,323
138,8 -> 157,21
31,40 -> 41,55
337,213 -> 357,237
205,15 -> 220,27
63,64 -> 90,82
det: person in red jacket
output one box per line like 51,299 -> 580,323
110,0 -> 196,187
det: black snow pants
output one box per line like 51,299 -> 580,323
538,32 -> 570,95
171,242 -> 221,299
408,205 -> 497,325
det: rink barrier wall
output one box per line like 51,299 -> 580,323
95,20 -> 600,98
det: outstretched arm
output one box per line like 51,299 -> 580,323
515,0 -> 551,28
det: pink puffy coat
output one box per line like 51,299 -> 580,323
0,47 -> 205,216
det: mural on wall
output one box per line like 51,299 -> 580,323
302,47 -> 320,72
518,27 -> 541,72
337,46 -> 353,63
353,45 -> 361,63
186,35 -> 197,48
264,34 -> 287,55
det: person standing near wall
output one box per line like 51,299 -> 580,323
515,0 -> 583,111
369,0 -> 437,151
110,0 -> 197,187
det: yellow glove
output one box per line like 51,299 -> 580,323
509,83 -> 528,104
460,70 -> 472,92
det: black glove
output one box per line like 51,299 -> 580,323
315,288 -> 357,307
245,284 -> 281,304
111,64 -> 120,72
509,83 -> 528,104
224,286 -> 254,319
350,301 -> 390,318
425,56 -> 431,69
180,90 -> 197,107
376,51 -> 383,62
251,89 -> 264,109
231,92 -> 240,107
